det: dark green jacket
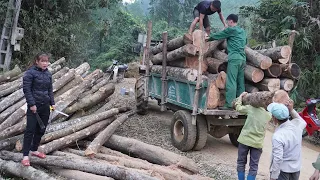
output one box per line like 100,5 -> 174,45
209,26 -> 247,61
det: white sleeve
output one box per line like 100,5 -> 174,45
290,109 -> 307,130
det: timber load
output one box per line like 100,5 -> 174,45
0,58 -> 212,180
149,30 -> 300,109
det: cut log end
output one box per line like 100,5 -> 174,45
280,45 -> 292,59
265,64 -> 282,77
260,58 -> 273,70
280,78 -> 294,91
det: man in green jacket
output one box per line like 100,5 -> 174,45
235,92 -> 272,180
208,14 -> 247,109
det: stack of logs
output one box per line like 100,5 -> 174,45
149,30 -> 301,109
0,58 -> 212,180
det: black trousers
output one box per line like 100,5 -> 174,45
237,143 -> 263,176
277,171 -> 300,180
23,104 -> 50,156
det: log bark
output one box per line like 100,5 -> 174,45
256,46 -> 292,62
0,134 -> 23,150
52,67 -> 69,81
0,151 -> 158,180
52,69 -> 75,92
0,99 -> 25,124
240,91 -> 275,108
0,65 -> 21,83
245,47 -> 272,69
42,109 -> 121,143
207,58 -> 227,74
105,135 -> 199,174
49,167 -> 114,180
67,149 -> 212,180
75,62 -> 90,75
280,63 -> 301,79
213,50 -> 228,61
204,40 -> 224,57
192,30 -> 209,52
207,72 -> 226,89
280,78 -> 294,91
168,57 -> 208,73
54,74 -> 83,97
151,65 -> 198,81
150,36 -> 185,55
50,57 -> 66,68
151,44 -> 198,65
85,112 -> 134,157
0,117 -> 26,140
64,83 -> 115,114
245,84 -> 259,93
0,77 -> 21,92
0,103 -> 27,132
0,89 -> 24,113
0,158 -> 57,180
50,69 -> 103,122
0,80 -> 22,98
80,77 -> 110,98
206,80 -> 220,109
47,65 -> 62,75
218,40 -> 227,50
264,63 -> 282,78
244,65 -> 264,83
257,78 -> 280,92
38,120 -> 110,154
218,90 -> 226,107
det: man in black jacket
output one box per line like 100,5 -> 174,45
188,0 -> 227,36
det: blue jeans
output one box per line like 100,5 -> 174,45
237,143 -> 262,176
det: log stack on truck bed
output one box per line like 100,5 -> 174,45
149,30 -> 300,109
0,58 -> 212,180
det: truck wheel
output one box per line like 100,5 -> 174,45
193,115 -> 208,151
171,110 -> 196,151
135,77 -> 148,115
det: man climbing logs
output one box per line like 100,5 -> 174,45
188,0 -> 227,36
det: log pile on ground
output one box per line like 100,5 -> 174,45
149,30 -> 300,109
0,58 -> 212,180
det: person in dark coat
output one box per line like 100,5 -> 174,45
21,52 -> 55,166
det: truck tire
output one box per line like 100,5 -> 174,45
135,77 -> 148,115
171,110 -> 196,151
193,115 -> 208,151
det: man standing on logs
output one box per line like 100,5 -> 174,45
188,0 -> 227,36
267,101 -> 306,180
208,14 -> 247,110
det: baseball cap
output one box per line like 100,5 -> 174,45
267,103 -> 289,120
212,1 -> 221,11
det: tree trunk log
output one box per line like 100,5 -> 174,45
218,90 -> 226,107
67,148 -> 212,180
151,44 -> 198,65
105,135 -> 199,174
85,112 -> 134,157
0,151 -> 158,180
0,158 -> 57,180
168,57 -> 208,73
151,65 -> 198,81
50,57 -> 66,68
0,134 -> 23,150
257,78 -> 280,92
264,63 -> 282,78
218,40 -> 227,50
204,40 -> 223,57
0,77 -> 22,92
0,103 -> 27,132
0,80 -> 22,98
280,78 -> 294,91
150,36 -> 185,55
192,30 -> 209,52
245,84 -> 259,93
50,70 -> 103,122
206,58 -> 227,74
38,120 -> 110,154
52,67 -> 69,81
54,74 -> 83,97
244,65 -> 264,83
64,84 -> 115,114
245,47 -> 272,69
280,63 -> 301,79
240,91 -> 275,108
75,62 -> 90,76
49,167 -> 114,180
206,79 -> 220,109
207,72 -> 226,89
47,65 -> 62,75
0,117 -> 26,140
213,50 -> 228,61
0,89 -> 24,113
0,65 -> 22,83
80,77 -> 110,98
256,46 -> 291,62
52,69 -> 75,92
0,99 -> 25,124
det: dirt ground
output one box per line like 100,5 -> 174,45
113,78 -> 320,180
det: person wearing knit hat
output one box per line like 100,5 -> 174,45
310,154 -> 320,180
188,0 -> 227,36
268,102 -> 307,180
